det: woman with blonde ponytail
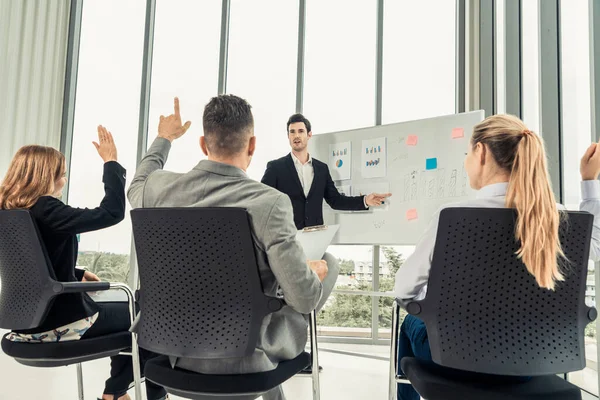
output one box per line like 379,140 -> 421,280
394,114 -> 600,400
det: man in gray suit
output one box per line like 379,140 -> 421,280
128,95 -> 339,400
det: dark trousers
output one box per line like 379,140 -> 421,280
397,314 -> 432,400
397,314 -> 530,400
81,302 -> 166,400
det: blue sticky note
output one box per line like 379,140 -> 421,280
426,158 -> 438,170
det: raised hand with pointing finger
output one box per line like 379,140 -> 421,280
365,192 -> 392,207
158,97 -> 192,142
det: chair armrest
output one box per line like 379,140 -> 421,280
54,281 -> 111,294
57,282 -> 137,325
588,306 -> 598,322
265,296 -> 286,312
399,298 -> 423,316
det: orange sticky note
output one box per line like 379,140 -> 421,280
406,209 -> 418,221
406,135 -> 418,146
452,127 -> 465,139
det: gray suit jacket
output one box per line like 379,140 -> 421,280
128,137 -> 323,374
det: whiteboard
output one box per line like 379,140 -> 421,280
309,111 -> 485,245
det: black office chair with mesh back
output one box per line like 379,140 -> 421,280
0,210 -> 142,400
389,208 -> 597,400
130,207 -> 320,400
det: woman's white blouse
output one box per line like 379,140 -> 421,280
394,181 -> 600,301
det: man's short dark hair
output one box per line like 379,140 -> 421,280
286,113 -> 311,135
203,94 -> 254,157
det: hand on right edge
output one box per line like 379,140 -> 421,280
308,259 -> 328,282
581,142 -> 600,180
158,97 -> 192,142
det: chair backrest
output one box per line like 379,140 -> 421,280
0,210 -> 58,330
414,208 -> 596,376
130,208 -> 283,359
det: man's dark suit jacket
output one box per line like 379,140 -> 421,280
261,153 -> 367,230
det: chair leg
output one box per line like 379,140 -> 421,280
76,363 -> 84,400
309,310 -> 321,400
389,300 -> 399,400
111,282 -> 144,400
131,332 -> 144,400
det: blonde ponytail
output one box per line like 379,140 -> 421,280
472,115 -> 564,290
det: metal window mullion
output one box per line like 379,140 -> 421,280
466,0 -> 480,111
59,0 -> 84,204
505,0 -> 522,117
372,245 -> 380,343
456,0 -> 466,113
129,0 -> 157,291
539,0 -> 563,203
217,0 -> 231,95
375,0 -> 384,125
589,0 -> 600,394
480,0 -> 496,116
295,0 -> 306,113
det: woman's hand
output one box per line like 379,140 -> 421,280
82,271 -> 100,282
93,125 -> 118,163
581,142 -> 600,180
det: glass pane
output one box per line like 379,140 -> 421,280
147,0 -> 221,172
317,294 -> 372,338
327,245 -> 374,290
382,0 -> 456,124
318,246 -> 374,338
560,0 -> 592,210
303,0 -> 376,133
227,0 -> 298,180
521,0 -> 540,133
69,0 -> 146,282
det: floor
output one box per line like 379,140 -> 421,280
0,334 -> 596,400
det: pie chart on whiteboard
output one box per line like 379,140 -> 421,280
336,159 -> 343,168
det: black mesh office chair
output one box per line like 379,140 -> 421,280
0,210 -> 142,400
130,207 -> 320,400
389,208 -> 597,400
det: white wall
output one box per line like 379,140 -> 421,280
0,0 -> 70,176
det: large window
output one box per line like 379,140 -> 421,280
227,0 -> 298,180
559,0 -> 596,394
68,0 -> 146,282
382,0 -> 456,124
147,0 -> 222,172
303,0 -> 377,133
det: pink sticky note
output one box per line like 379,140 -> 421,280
406,135 -> 418,146
406,209 -> 418,221
452,127 -> 465,139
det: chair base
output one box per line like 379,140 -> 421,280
401,357 -> 582,400
145,353 -> 311,398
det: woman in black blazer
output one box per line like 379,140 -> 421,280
0,127 -> 166,400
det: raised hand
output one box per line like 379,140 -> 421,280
365,192 -> 392,207
581,142 -> 600,180
158,97 -> 192,142
93,125 -> 117,163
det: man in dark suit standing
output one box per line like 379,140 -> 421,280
262,113 -> 391,230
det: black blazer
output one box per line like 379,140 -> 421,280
261,154 -> 367,230
17,161 -> 126,334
